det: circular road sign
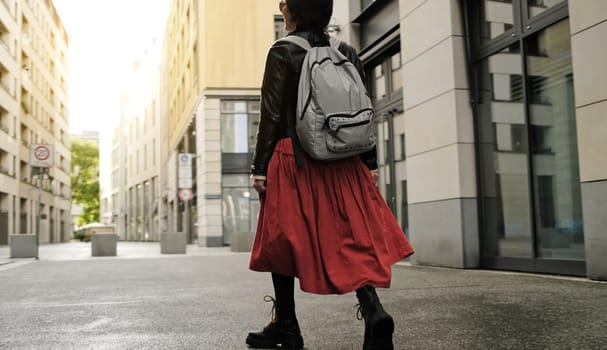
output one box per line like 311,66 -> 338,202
34,145 -> 51,161
178,188 -> 193,202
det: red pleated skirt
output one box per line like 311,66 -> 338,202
249,138 -> 414,295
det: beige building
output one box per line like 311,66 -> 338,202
0,0 -> 71,245
163,0 -> 280,245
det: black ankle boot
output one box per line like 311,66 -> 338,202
246,296 -> 304,349
356,285 -> 394,350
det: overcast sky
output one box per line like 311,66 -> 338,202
53,0 -> 170,135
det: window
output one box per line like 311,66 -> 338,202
471,6 -> 584,264
399,133 -> 405,160
361,0 -> 376,10
401,180 -> 408,235
274,16 -> 286,40
221,100 -> 260,173
480,0 -> 515,43
367,47 -> 403,109
221,114 -> 248,153
527,0 -> 565,19
390,52 -> 402,92
373,65 -> 386,101
222,174 -> 259,245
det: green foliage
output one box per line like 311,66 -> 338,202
71,138 -> 100,225
73,229 -> 85,241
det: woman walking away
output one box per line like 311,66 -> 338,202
246,0 -> 414,349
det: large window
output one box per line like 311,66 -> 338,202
361,0 -> 376,10
220,100 -> 260,173
366,46 -> 406,225
274,16 -> 286,40
220,99 -> 260,245
222,174 -> 259,245
469,1 -> 584,272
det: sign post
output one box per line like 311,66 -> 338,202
30,144 -> 54,260
178,153 -> 194,243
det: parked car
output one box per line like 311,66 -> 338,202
75,223 -> 115,242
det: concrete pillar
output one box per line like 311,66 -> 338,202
195,97 -> 223,247
569,1 -> 607,280
401,0 -> 479,268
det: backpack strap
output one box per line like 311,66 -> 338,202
275,35 -> 309,168
277,35 -> 312,51
278,35 -> 341,51
329,37 -> 341,50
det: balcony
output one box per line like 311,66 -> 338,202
0,39 -> 12,56
0,122 -> 8,134
0,165 -> 10,176
1,0 -> 15,18
0,78 -> 14,97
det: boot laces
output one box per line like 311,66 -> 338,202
264,295 -> 278,323
355,303 -> 365,321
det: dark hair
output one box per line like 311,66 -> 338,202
286,0 -> 333,33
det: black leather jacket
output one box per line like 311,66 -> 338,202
251,31 -> 378,176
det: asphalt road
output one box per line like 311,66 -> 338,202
0,244 -> 606,349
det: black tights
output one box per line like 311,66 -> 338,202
271,273 -> 296,320
271,273 -> 374,320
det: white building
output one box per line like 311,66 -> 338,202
100,39 -> 168,241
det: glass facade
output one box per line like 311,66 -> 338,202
361,0 -> 376,10
221,174 -> 258,245
526,20 -> 583,260
367,47 -> 407,231
220,100 -> 260,244
470,1 -> 585,271
480,0 -> 515,43
478,43 -> 535,257
528,0 -> 565,18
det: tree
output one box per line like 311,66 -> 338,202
71,137 -> 100,226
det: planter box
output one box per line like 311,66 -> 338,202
10,234 -> 37,258
230,232 -> 255,253
160,232 -> 187,254
91,233 -> 118,257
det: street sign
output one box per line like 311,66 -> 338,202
178,167 -> 191,178
178,188 -> 193,202
178,178 -> 193,188
30,144 -> 54,168
179,153 -> 193,167
178,153 -> 194,190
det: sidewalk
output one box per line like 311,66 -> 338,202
0,242 -> 606,349
0,241 -> 232,263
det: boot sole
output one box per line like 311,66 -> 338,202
245,333 -> 304,349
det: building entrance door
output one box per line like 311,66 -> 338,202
0,212 -> 7,245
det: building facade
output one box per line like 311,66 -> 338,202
108,0 -> 606,281
100,39 -> 167,242
0,0 -> 71,245
163,0 -> 279,246
330,0 -> 606,280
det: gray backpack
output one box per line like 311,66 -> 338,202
278,36 -> 376,161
